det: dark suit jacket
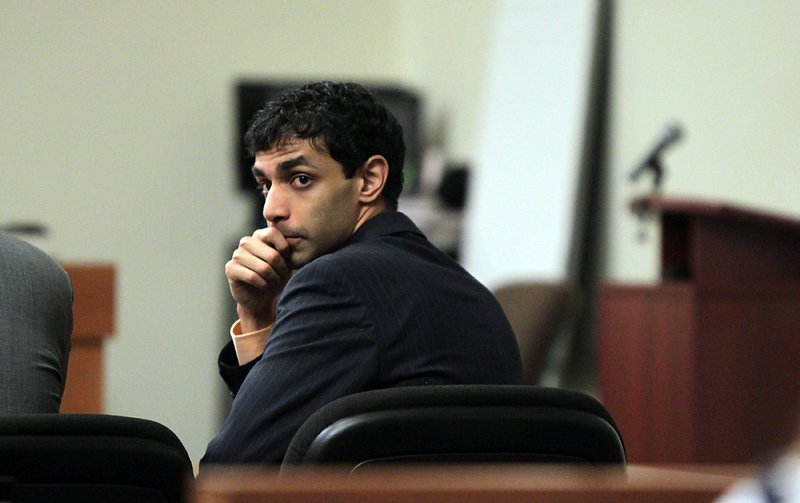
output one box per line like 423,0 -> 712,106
202,211 -> 522,464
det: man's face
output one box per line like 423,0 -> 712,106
252,139 -> 362,269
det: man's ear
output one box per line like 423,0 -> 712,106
357,155 -> 389,204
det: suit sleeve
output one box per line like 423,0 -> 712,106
216,340 -> 259,396
0,233 -> 72,414
201,258 -> 379,465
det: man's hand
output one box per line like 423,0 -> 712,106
225,227 -> 291,332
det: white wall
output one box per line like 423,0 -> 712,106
606,0 -> 800,282
396,0 -> 496,162
463,0 -> 597,289
1,0 -> 405,462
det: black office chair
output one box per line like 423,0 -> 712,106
0,413 -> 192,503
282,385 -> 626,471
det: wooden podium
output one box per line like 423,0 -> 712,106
59,264 -> 115,413
597,196 -> 800,464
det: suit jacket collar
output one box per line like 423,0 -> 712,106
349,211 -> 424,245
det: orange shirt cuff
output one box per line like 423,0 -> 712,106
230,320 -> 272,366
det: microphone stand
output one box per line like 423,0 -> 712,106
629,123 -> 684,241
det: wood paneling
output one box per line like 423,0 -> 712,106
59,264 -> 115,413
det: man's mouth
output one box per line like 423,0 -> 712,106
273,224 -> 305,243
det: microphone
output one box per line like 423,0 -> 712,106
629,123 -> 684,190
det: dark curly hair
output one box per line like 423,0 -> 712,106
244,81 -> 405,210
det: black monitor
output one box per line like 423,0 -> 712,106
235,81 -> 422,197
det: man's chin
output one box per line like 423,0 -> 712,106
286,251 -> 311,271
288,243 -> 340,270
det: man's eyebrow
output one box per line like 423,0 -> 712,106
277,155 -> 314,172
251,165 -> 265,179
252,155 -> 317,180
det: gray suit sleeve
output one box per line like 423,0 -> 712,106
0,232 -> 73,414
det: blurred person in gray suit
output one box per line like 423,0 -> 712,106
0,231 -> 72,413
717,426 -> 800,503
202,81 -> 522,465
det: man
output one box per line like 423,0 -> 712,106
202,81 -> 522,465
0,231 -> 72,414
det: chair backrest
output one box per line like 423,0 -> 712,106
493,282 -> 575,384
0,413 -> 192,503
282,385 -> 625,471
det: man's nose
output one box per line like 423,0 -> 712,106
263,186 -> 288,224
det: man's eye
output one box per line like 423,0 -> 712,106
292,175 -> 311,187
256,180 -> 271,194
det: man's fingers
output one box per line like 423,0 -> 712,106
228,246 -> 286,288
225,259 -> 268,289
227,227 -> 290,291
252,227 -> 290,258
